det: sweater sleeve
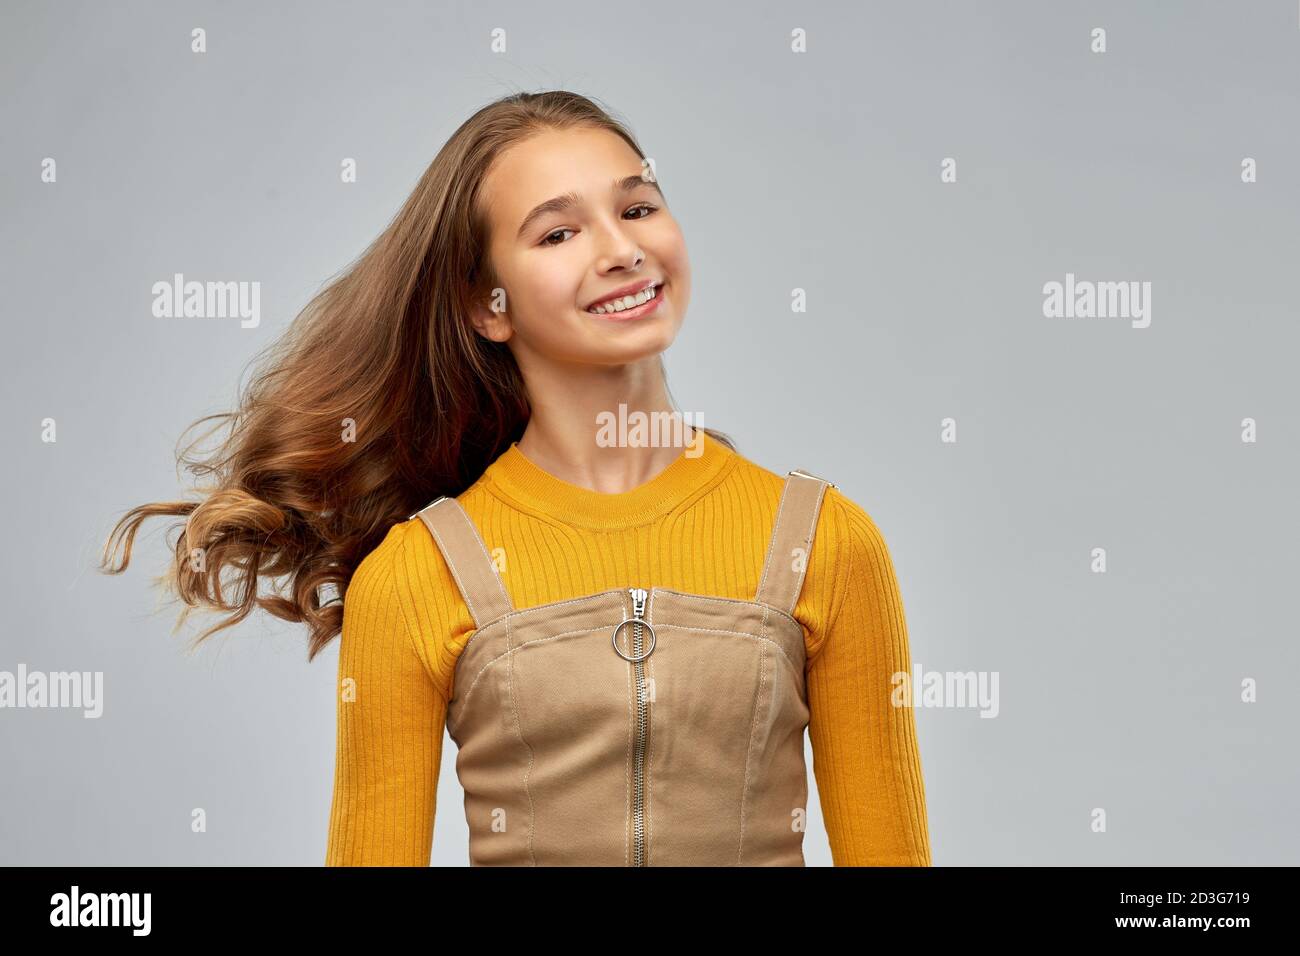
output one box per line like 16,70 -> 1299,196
324,526 -> 447,866
806,493 -> 933,866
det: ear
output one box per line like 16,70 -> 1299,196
468,288 -> 514,343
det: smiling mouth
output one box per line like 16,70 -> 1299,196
585,281 -> 663,315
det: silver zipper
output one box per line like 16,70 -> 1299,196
612,586 -> 656,866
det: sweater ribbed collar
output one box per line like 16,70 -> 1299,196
480,428 -> 735,530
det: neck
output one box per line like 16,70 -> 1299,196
516,417 -> 701,496
483,426 -> 733,530
514,355 -> 695,494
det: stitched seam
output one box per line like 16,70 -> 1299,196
504,613 -> 538,866
420,501 -> 512,626
652,624 -> 804,678
737,649 -> 768,864
425,517 -> 484,627
455,587 -> 801,655
623,590 -> 632,866
788,483 -> 828,615
460,589 -> 802,663
646,589 -> 657,867
458,506 -> 514,610
652,588 -> 803,631
646,635 -> 654,867
456,626 -> 613,714
426,503 -> 513,622
462,593 -> 797,711
807,491 -> 853,669
457,589 -> 627,651
756,478 -> 794,602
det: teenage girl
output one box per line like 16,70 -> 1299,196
103,90 -> 932,867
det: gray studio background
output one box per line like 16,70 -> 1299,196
2,0 -> 1297,865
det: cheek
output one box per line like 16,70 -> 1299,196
509,260 -> 577,319
508,265 -> 589,346
661,243 -> 690,304
656,222 -> 690,275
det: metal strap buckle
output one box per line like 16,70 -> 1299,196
788,468 -> 837,489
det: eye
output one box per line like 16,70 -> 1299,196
539,204 -> 659,248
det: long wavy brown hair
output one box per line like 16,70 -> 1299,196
100,89 -> 735,662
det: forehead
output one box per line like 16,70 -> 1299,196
482,126 -> 643,228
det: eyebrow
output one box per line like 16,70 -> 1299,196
515,175 -> 664,241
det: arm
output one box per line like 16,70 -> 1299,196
807,493 -> 933,866
325,529 -> 447,866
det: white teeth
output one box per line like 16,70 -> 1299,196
588,283 -> 658,314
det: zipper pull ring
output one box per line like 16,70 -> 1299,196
612,587 -> 657,662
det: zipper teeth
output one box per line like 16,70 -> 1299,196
630,587 -> 649,867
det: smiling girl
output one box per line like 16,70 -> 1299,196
102,90 -> 932,867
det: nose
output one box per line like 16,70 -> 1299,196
591,216 -> 644,273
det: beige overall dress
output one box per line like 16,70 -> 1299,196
412,468 -> 834,866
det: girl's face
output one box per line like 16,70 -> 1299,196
473,126 -> 691,367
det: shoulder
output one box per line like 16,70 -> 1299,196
817,485 -> 899,573
341,522 -> 435,654
766,470 -> 901,611
717,445 -> 797,506
719,449 -> 887,552
724,451 -> 898,580
351,505 -> 457,576
791,482 -> 906,660
727,451 -> 880,539
821,485 -> 886,537
344,517 -> 450,634
337,524 -> 418,661
346,522 -> 410,604
343,518 -> 459,696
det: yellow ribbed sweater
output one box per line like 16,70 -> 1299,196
324,431 -> 932,866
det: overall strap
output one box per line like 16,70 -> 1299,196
754,469 -> 836,615
410,497 -> 514,629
